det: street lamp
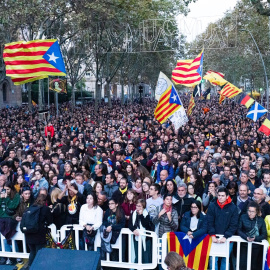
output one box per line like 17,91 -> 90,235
240,28 -> 269,115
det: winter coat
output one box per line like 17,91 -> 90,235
173,194 -> 193,220
104,182 -> 119,200
152,204 -> 178,238
25,205 -> 53,245
0,193 -> 20,218
180,211 -> 207,239
207,198 -> 239,239
156,163 -> 174,183
238,214 -> 267,242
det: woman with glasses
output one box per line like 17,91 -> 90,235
238,201 -> 267,270
186,183 -> 202,203
180,200 -> 207,239
102,198 -> 125,263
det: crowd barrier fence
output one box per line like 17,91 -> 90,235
161,233 -> 269,270
0,224 -> 269,270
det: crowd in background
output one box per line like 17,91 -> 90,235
0,96 -> 269,269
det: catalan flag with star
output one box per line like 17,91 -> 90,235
172,49 -> 204,87
187,95 -> 195,116
167,232 -> 212,270
154,83 -> 182,124
3,39 -> 66,85
219,82 -> 242,98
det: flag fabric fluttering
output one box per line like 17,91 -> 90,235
32,100 -> 37,106
202,88 -> 211,99
193,83 -> 202,97
258,115 -> 270,136
124,156 -> 132,163
219,82 -> 242,98
247,102 -> 268,122
154,84 -> 182,124
155,72 -> 173,101
238,93 -> 255,108
3,39 -> 66,85
167,232 -> 212,270
172,50 -> 204,87
219,95 -> 226,104
203,70 -> 227,86
187,95 -> 195,116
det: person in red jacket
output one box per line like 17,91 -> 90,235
45,121 -> 55,138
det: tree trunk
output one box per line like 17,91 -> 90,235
95,80 -> 99,112
27,83 -> 32,112
71,84 -> 75,106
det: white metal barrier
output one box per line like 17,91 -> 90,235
1,225 -> 269,270
161,233 -> 269,270
60,225 -> 158,270
0,223 -> 58,259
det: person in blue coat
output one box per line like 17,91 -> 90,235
180,200 -> 207,239
156,153 -> 174,183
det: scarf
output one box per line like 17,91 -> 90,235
160,161 -> 168,167
163,204 -> 172,213
119,186 -> 128,195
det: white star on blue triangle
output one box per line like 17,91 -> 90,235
169,85 -> 182,106
247,102 -> 267,122
43,40 -> 66,73
196,52 -> 204,77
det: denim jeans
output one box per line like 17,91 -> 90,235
0,239 -> 19,252
209,242 -> 233,270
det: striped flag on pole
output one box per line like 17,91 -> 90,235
219,95 -> 226,104
172,49 -> 204,87
219,82 -> 242,98
167,232 -> 212,270
187,95 -> 195,115
3,39 -> 66,85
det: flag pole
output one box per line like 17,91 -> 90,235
48,77 -> 50,109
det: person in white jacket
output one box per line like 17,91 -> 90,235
79,192 -> 103,250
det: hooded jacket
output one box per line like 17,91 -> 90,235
207,197 -> 239,238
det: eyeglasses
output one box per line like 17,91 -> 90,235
191,206 -> 198,209
254,192 -> 263,195
248,210 -> 256,213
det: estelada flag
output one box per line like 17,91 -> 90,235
3,39 -> 66,85
167,232 -> 212,270
258,115 -> 270,136
172,49 -> 204,87
154,84 -> 182,124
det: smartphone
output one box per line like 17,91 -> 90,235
1,189 -> 6,194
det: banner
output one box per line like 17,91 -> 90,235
49,77 -> 67,93
155,72 -> 172,101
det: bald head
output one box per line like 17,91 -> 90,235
160,170 -> 168,182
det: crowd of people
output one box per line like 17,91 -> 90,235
0,96 -> 269,270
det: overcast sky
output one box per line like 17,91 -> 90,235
177,0 -> 238,41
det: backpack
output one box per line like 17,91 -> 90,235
20,205 -> 41,233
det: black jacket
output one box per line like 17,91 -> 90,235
207,199 -> 239,239
257,200 -> 270,218
173,195 -> 193,219
112,189 -> 127,205
180,211 -> 207,239
238,214 -> 267,242
25,205 -> 53,245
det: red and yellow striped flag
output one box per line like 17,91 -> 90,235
219,95 -> 226,104
220,82 -> 242,98
167,232 -> 212,270
187,95 -> 195,115
3,39 -> 66,85
172,50 -> 204,87
154,84 -> 182,124
203,70 -> 227,86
